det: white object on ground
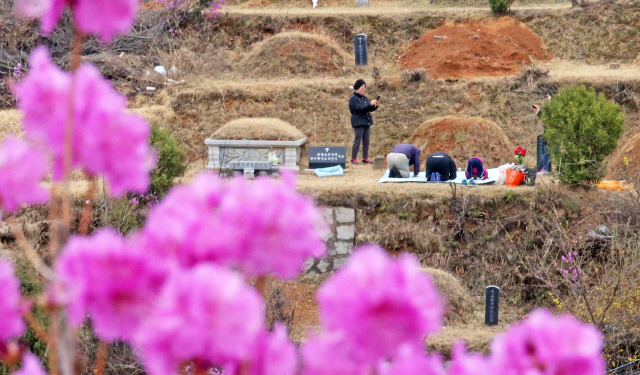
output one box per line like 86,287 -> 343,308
146,87 -> 156,91
313,0 -> 318,7
315,165 -> 344,178
154,66 -> 167,76
496,163 -> 514,185
119,52 -> 124,57
170,65 -> 178,74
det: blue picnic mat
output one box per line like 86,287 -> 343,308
378,168 -> 497,184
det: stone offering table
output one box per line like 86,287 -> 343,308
205,138 -> 307,172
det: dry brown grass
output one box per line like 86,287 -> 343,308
424,267 -> 476,322
210,117 -> 306,141
0,109 -> 23,139
236,32 -> 353,77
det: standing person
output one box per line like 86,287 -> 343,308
387,144 -> 421,178
425,152 -> 457,182
349,79 -> 379,165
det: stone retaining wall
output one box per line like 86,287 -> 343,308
305,207 -> 355,274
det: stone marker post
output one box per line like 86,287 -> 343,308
373,156 -> 385,170
485,285 -> 500,326
354,34 -> 368,66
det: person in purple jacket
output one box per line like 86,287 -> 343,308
386,144 -> 421,178
465,156 -> 488,180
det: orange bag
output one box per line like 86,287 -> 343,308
506,169 -> 525,187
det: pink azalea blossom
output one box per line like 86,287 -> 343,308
301,332 -> 370,375
138,172 -> 326,279
135,264 -> 264,375
134,172 -> 230,267
73,63 -> 155,195
0,260 -> 25,343
53,228 -> 168,342
217,172 -> 327,279
16,0 -> 137,43
246,324 -> 298,375
490,309 -> 605,375
377,345 -> 445,375
14,48 -> 155,195
448,342 -> 492,375
316,245 -> 444,363
13,47 -> 70,179
0,137 -> 49,213
12,353 -> 47,375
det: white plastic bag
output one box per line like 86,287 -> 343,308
496,163 -> 514,185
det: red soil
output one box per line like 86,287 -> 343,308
397,17 -> 553,79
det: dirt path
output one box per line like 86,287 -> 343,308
225,3 -> 571,15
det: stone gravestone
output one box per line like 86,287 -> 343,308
536,135 -> 551,172
354,34 -> 368,66
485,285 -> 500,326
309,146 -> 347,169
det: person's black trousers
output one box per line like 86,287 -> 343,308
352,125 -> 371,160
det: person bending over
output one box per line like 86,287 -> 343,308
349,79 -> 379,165
425,152 -> 457,182
387,144 -> 421,178
465,156 -> 488,180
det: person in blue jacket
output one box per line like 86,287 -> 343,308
349,79 -> 379,165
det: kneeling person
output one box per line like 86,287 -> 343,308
426,152 -> 457,181
465,156 -> 488,180
387,144 -> 421,178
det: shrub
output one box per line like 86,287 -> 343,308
489,0 -> 511,14
149,124 -> 186,196
541,85 -> 624,185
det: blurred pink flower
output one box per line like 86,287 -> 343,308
0,137 -> 49,213
12,353 -> 47,375
447,342 -> 492,375
54,228 -> 168,342
13,47 -> 70,179
218,172 -> 327,279
16,0 -> 137,43
73,63 -> 155,195
377,345 -> 445,375
135,264 -> 264,375
301,332 -> 370,375
14,48 -> 155,195
490,309 -> 604,375
0,260 -> 25,343
247,324 -> 298,375
316,245 -> 443,363
139,172 -> 327,279
135,172 -> 230,267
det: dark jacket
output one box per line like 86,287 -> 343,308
426,152 -> 457,181
349,92 -> 378,127
390,144 -> 421,176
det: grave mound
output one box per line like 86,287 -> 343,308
424,267 -> 475,322
611,132 -> 640,177
408,116 -> 514,167
210,118 -> 306,141
397,17 -> 552,79
237,32 -> 353,77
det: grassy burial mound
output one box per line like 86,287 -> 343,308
408,116 -> 514,167
424,267 -> 475,322
237,32 -> 353,77
397,17 -> 552,79
210,118 -> 306,141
